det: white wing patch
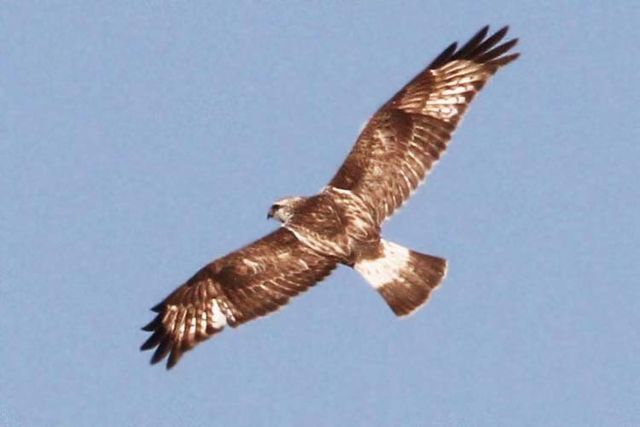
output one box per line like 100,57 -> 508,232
354,240 -> 410,289
210,299 -> 228,328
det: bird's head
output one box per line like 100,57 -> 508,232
267,196 -> 306,224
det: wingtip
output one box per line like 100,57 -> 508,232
493,51 -> 520,67
446,25 -> 515,64
166,350 -> 182,370
141,317 -> 160,332
150,347 -> 170,365
443,41 -> 458,56
493,25 -> 510,42
140,342 -> 154,351
140,327 -> 165,352
140,336 -> 158,352
428,41 -> 458,69
473,25 -> 490,43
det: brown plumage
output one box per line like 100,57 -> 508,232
329,25 -> 518,223
142,26 -> 519,368
141,228 -> 338,368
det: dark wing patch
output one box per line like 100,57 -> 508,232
329,26 -> 519,223
141,228 -> 338,369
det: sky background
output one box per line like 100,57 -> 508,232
2,2 -> 639,426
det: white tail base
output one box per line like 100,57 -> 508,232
354,241 -> 410,289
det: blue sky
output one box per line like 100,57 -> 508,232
2,2 -> 639,426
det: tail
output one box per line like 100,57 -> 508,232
354,240 -> 447,317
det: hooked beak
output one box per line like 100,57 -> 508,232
267,206 -> 275,219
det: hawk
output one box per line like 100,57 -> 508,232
141,26 -> 519,368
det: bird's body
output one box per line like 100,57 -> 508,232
142,26 -> 520,368
274,188 -> 379,264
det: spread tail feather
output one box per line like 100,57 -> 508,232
354,240 -> 447,316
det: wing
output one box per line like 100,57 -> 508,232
140,228 -> 338,369
328,26 -> 519,224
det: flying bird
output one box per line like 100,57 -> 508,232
141,26 -> 519,369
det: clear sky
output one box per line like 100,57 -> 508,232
2,2 -> 639,426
